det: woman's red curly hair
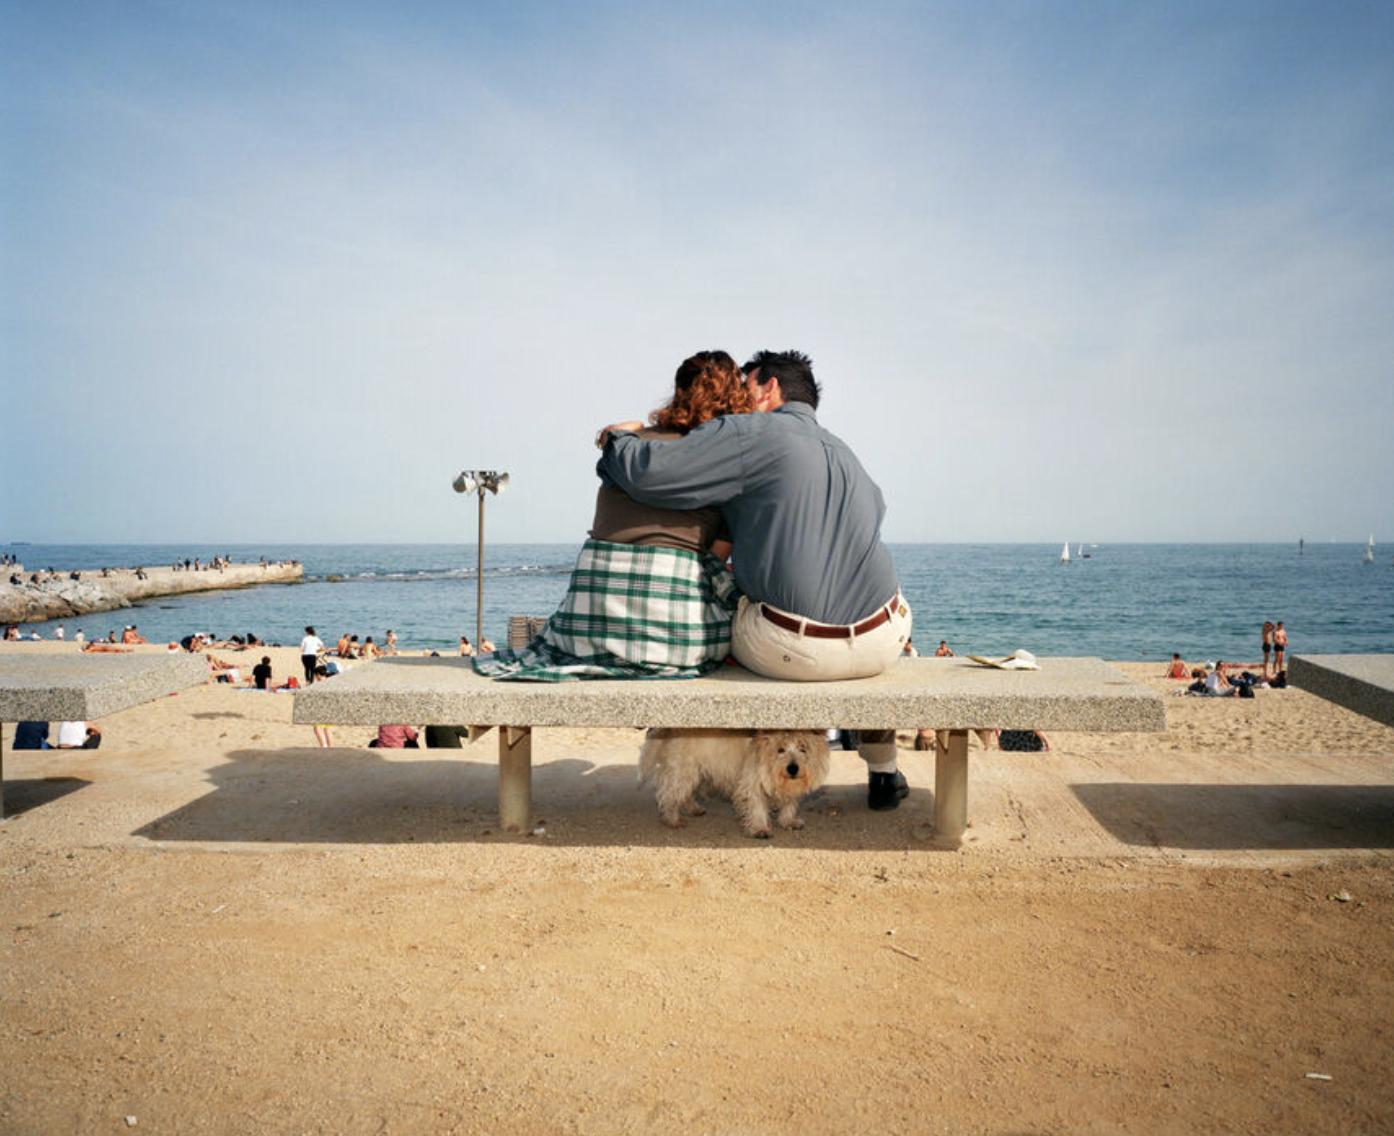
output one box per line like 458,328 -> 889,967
651,350 -> 754,433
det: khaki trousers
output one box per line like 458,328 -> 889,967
731,594 -> 912,769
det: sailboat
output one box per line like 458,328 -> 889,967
1060,541 -> 1071,564
1364,535 -> 1375,564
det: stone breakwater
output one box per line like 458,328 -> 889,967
0,563 -> 303,625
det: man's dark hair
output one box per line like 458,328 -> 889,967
743,349 -> 821,409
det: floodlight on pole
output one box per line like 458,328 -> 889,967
453,470 -> 510,648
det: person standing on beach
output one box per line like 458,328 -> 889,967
1261,621 -> 1274,679
598,349 -> 912,811
1273,622 -> 1288,672
299,626 -> 324,684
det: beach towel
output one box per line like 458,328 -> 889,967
473,539 -> 740,682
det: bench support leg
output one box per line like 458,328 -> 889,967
934,728 -> 968,845
1,724 -> 5,820
498,725 -> 531,833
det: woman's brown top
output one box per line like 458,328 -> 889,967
589,428 -> 724,554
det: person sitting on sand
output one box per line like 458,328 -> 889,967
1204,661 -> 1237,697
252,656 -> 273,691
121,625 -> 147,645
458,636 -> 475,656
1165,653 -> 1190,679
997,729 -> 1049,752
935,640 -> 954,657
476,351 -> 751,681
424,724 -> 470,748
369,725 -> 419,749
361,636 -> 381,659
336,633 -> 352,657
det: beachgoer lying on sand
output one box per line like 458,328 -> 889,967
476,350 -> 752,681
12,721 -> 51,749
206,655 -> 241,684
82,642 -> 133,653
1165,653 -> 1190,679
56,721 -> 102,749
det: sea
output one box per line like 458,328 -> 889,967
5,542 -> 1392,663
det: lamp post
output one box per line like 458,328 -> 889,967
453,470 -> 510,649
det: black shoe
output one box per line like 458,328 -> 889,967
868,770 -> 909,811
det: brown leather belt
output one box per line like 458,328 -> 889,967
758,595 -> 901,640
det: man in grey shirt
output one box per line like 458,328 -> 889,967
598,349 -> 913,810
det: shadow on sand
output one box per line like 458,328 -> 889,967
4,776 -> 91,817
132,747 -> 943,851
1072,783 -> 1394,850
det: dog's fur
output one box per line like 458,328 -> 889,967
639,728 -> 831,839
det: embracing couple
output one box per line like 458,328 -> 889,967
476,349 -> 912,810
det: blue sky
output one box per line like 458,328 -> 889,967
3,0 -> 1391,544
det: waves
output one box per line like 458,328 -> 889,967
306,562 -> 573,585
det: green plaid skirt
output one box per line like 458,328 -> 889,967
473,539 -> 740,682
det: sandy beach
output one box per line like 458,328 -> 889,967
2,642 -> 1392,1134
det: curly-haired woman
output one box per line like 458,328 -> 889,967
477,350 -> 753,680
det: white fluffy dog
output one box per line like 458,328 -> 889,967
639,728 -> 831,839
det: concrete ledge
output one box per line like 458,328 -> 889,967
0,654 -> 209,721
293,656 -> 1166,732
1290,655 -> 1394,730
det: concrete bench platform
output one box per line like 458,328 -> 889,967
1290,655 -> 1394,730
0,653 -> 208,818
295,656 -> 1166,844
